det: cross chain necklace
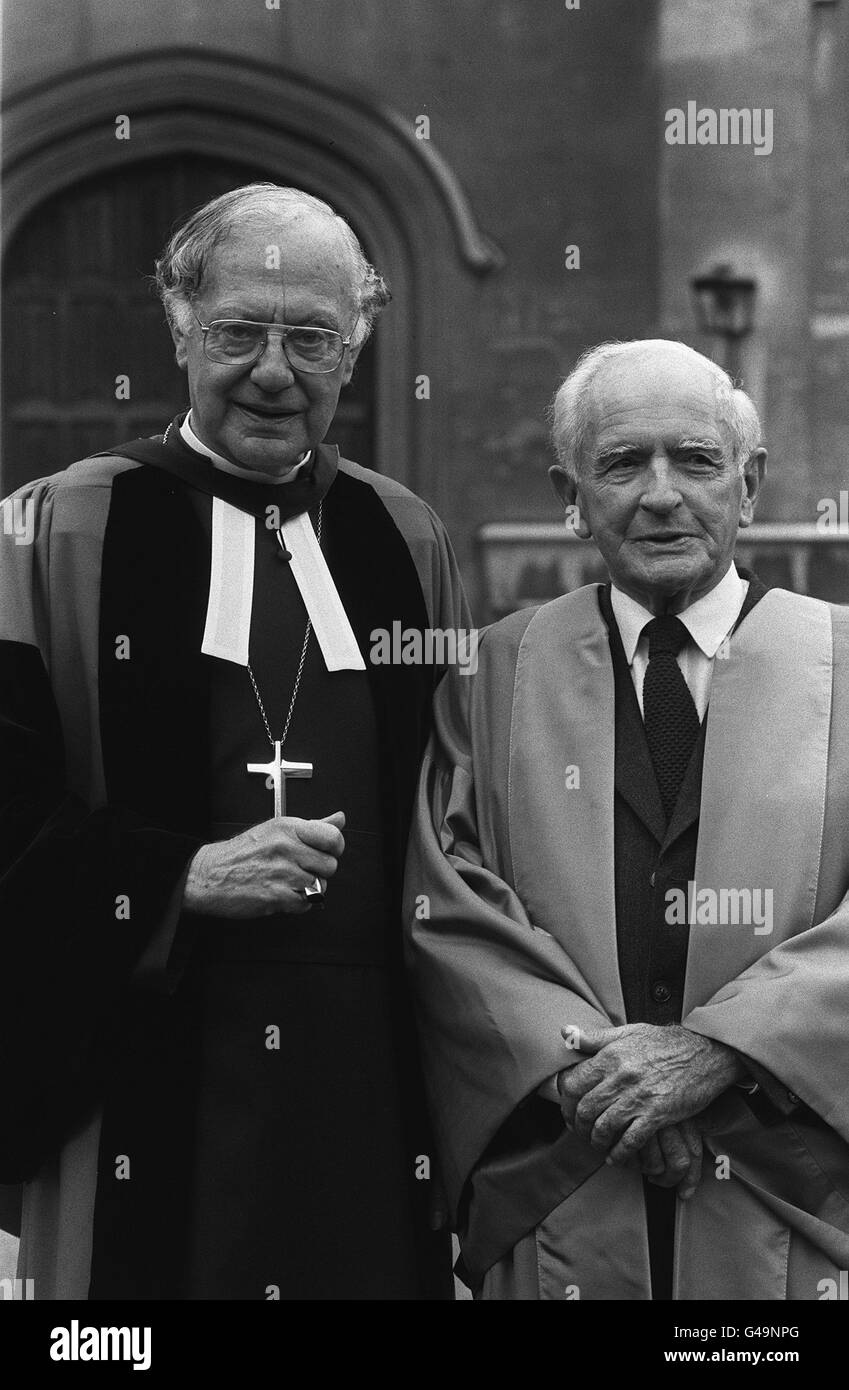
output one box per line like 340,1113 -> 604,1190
246,498 -> 323,817
165,416 -> 323,819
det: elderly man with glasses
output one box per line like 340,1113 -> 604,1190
0,183 -> 467,1300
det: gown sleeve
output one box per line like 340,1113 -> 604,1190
403,631 -> 614,1219
0,480 -> 202,1182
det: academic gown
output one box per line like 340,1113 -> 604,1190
404,582 -> 849,1299
0,420 -> 469,1299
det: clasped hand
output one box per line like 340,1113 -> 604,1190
556,1023 -> 743,1199
183,811 -> 346,917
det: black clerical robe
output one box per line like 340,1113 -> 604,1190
0,419 -> 469,1299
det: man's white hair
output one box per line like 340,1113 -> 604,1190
549,339 -> 762,480
154,183 -> 390,352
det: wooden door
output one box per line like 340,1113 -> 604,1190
1,156 -> 376,495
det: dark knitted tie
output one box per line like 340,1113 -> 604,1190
642,615 -> 700,822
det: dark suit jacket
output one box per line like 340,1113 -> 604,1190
599,574 -> 768,1027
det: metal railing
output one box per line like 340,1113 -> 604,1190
476,521 -> 849,622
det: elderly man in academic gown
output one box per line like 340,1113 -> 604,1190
0,183 -> 470,1300
405,339 -> 849,1300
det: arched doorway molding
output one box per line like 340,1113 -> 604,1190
2,49 -> 502,492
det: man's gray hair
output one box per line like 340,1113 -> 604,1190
154,183 -> 390,352
549,339 -> 762,480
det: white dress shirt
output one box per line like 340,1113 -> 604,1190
610,563 -> 749,720
180,411 -> 311,484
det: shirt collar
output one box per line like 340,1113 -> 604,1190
180,411 -> 311,484
610,562 -> 748,664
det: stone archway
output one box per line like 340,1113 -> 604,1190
1,49 -> 501,497
2,153 -> 383,492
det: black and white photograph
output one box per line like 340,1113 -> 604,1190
1,0 -> 848,1366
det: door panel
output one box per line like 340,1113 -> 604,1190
2,156 -> 376,494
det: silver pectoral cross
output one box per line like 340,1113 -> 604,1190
247,740 -> 313,817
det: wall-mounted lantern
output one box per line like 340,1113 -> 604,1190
690,262 -> 757,380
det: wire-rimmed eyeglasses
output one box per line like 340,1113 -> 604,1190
192,309 -> 359,374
